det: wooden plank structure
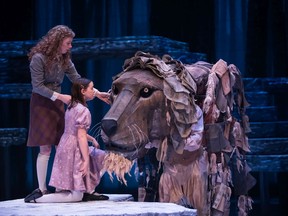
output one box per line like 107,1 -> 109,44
243,78 -> 288,172
243,78 -> 288,215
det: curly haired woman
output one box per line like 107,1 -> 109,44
25,25 -> 109,200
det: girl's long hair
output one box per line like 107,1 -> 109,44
28,25 -> 75,71
68,78 -> 92,110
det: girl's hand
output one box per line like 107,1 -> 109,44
92,138 -> 100,149
80,160 -> 89,177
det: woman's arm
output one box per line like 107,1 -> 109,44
31,54 -> 72,104
77,128 -> 89,177
51,92 -> 71,104
30,53 -> 55,99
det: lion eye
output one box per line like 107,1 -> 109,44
140,87 -> 153,98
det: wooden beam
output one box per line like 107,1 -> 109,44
247,155 -> 288,172
0,128 -> 27,147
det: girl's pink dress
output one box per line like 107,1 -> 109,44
49,103 -> 105,193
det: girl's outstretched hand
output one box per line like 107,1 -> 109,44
92,138 -> 100,149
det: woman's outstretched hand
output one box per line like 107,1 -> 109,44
94,89 -> 111,104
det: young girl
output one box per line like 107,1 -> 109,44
25,78 -> 108,202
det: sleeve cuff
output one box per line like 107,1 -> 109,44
50,92 -> 59,101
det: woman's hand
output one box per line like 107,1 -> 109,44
98,92 -> 111,104
94,89 -> 111,104
57,94 -> 71,105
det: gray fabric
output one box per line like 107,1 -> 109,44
30,53 -> 81,99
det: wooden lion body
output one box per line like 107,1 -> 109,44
101,52 -> 255,216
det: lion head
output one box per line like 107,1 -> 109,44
101,51 -> 210,161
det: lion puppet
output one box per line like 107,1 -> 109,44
101,51 -> 256,216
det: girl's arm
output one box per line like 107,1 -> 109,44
77,128 -> 89,177
87,134 -> 100,148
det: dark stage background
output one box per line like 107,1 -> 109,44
0,0 -> 287,216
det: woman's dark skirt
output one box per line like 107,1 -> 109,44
27,93 -> 65,147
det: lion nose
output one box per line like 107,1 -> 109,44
101,119 -> 118,137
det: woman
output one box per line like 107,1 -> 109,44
25,25 -> 109,199
25,78 -> 108,202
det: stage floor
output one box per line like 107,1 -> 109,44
0,194 -> 197,216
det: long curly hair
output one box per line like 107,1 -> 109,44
68,78 -> 92,110
28,25 -> 75,71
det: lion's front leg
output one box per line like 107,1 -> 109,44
158,159 -> 208,216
